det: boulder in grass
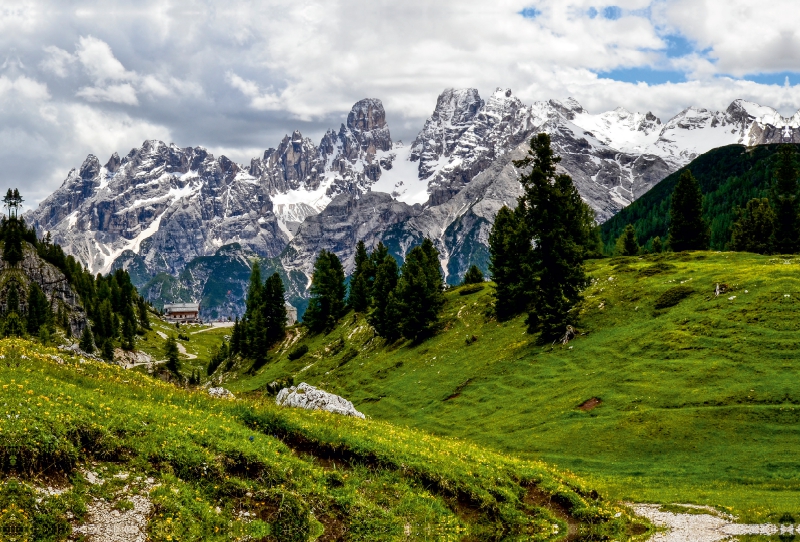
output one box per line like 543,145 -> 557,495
208,387 -> 235,399
276,382 -> 365,419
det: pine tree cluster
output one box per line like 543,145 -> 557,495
302,239 -> 445,342
225,262 -> 287,373
489,133 -> 598,342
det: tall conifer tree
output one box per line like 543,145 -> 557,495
348,240 -> 373,313
513,133 -> 593,341
771,145 -> 799,254
615,224 -> 639,256
668,170 -> 709,251
394,242 -> 444,341
304,250 -> 347,332
262,272 -> 287,346
368,255 -> 400,340
488,206 -> 533,320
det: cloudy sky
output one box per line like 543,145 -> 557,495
3,0 -> 800,204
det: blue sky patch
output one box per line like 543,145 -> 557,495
602,6 -> 622,20
663,34 -> 695,58
519,7 -> 540,19
739,71 -> 798,86
601,67 -> 687,85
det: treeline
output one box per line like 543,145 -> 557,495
608,144 -> 799,257
600,144 -> 787,251
0,190 -> 151,359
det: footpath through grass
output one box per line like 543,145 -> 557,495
229,251 -> 800,523
0,338 -> 644,541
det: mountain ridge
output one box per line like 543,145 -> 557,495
26,89 -> 800,317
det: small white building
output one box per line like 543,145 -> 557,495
164,303 -> 200,323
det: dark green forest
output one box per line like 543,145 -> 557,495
601,144 -> 790,251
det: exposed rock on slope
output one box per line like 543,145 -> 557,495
276,382 -> 365,418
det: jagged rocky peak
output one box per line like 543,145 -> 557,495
548,97 -> 585,119
411,88 -> 484,169
104,152 -> 121,173
79,154 -> 101,180
250,130 -> 324,194
339,98 -> 392,159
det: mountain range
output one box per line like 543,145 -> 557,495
26,88 -> 799,318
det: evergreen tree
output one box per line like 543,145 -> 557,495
3,312 -> 23,337
303,250 -> 347,333
513,133 -> 593,341
730,198 -> 776,254
6,282 -> 19,315
348,240 -> 373,313
26,282 -> 51,335
615,224 -> 639,256
79,326 -> 95,353
668,169 -> 709,251
137,297 -> 151,330
230,316 -> 242,355
394,242 -> 445,341
652,236 -> 663,253
368,255 -> 400,340
488,206 -> 533,321
262,272 -> 287,346
369,242 -> 389,273
101,339 -> 115,362
462,265 -> 484,285
771,145 -> 799,254
164,335 -> 181,376
121,317 -> 136,351
2,217 -> 23,266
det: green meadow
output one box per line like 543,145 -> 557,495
225,251 -> 800,523
0,337 -> 644,541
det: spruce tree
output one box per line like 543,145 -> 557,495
668,169 -> 709,251
303,250 -> 347,333
488,206 -> 533,321
164,335 -> 181,376
2,217 -> 23,266
26,283 -> 48,335
262,272 -> 287,346
652,236 -> 663,253
771,145 -> 799,254
462,265 -> 484,285
513,133 -> 593,341
615,224 -> 639,256
79,326 -> 95,353
368,254 -> 400,339
394,242 -> 445,341
137,297 -> 151,330
730,198 -> 775,254
348,240 -> 373,313
122,317 -> 136,351
6,283 -> 19,315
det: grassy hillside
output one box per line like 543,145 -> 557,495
226,251 -> 800,523
601,144 -> 791,251
0,337 -> 645,541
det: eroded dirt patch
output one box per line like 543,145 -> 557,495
578,397 -> 602,411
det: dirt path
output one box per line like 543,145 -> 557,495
632,503 -> 784,542
155,330 -> 197,359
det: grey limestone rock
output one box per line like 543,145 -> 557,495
276,382 -> 365,418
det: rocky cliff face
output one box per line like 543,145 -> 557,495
0,244 -> 89,336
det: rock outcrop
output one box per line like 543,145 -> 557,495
276,382 -> 365,418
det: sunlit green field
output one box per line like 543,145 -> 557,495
228,251 -> 800,523
0,338 -> 642,541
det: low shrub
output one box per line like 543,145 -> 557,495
459,284 -> 484,296
654,285 -> 694,309
287,344 -> 308,360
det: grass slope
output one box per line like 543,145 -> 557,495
229,251 -> 800,523
0,337 -> 643,541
